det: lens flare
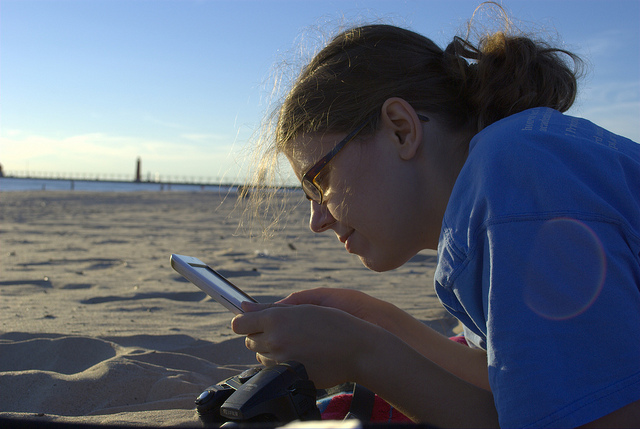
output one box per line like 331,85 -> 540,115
524,218 -> 607,320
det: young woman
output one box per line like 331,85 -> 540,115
232,20 -> 640,428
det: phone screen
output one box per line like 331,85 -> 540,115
188,262 -> 253,303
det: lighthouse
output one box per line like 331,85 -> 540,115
135,157 -> 141,182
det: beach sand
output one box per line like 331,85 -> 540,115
0,190 -> 455,426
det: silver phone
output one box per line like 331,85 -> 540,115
170,253 -> 257,314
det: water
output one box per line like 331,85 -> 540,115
0,177 -> 239,193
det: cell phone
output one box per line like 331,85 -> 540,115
170,254 -> 257,314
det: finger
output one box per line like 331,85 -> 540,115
277,288 -> 328,305
244,333 -> 264,352
231,312 -> 263,335
242,301 -> 290,312
246,335 -> 281,367
241,301 -> 271,312
256,353 -> 277,367
232,304 -> 289,335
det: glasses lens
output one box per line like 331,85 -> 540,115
302,178 -> 322,204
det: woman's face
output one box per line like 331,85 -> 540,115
286,107 -> 467,272
286,129 -> 440,272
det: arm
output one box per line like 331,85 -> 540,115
232,304 -> 499,427
579,399 -> 640,428
278,288 -> 491,391
356,320 -> 499,427
378,299 -> 491,391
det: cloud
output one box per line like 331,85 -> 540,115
579,29 -> 624,58
574,79 -> 640,142
142,114 -> 186,130
180,133 -> 231,144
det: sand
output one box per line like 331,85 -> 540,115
0,190 -> 455,426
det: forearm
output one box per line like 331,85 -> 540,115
275,289 -> 490,390
354,324 -> 499,427
373,300 -> 491,391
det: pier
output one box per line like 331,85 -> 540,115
3,170 -> 239,187
0,170 -> 301,194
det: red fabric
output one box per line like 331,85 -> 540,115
320,393 -> 352,420
371,395 -> 412,422
449,335 -> 468,346
320,393 -> 412,422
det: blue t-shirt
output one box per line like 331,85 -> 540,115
435,107 -> 640,428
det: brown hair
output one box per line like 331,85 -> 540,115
276,22 -> 582,151
242,6 -> 583,234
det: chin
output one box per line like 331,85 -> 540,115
358,254 -> 407,272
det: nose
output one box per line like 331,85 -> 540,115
309,200 -> 336,233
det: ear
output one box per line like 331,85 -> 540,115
380,97 -> 424,161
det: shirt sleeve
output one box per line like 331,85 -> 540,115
482,216 -> 640,428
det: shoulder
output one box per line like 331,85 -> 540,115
454,107 -> 640,212
442,107 -> 640,250
469,107 -> 639,169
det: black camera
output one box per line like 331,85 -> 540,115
195,361 -> 321,425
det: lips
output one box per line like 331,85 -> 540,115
339,229 -> 355,252
338,230 -> 353,243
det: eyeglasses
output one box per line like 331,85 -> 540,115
301,113 -> 429,204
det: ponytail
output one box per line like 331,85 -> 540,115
445,32 -> 583,130
275,23 -> 583,151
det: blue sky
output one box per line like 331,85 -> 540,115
1,0 -> 639,184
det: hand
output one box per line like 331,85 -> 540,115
231,303 -> 381,388
277,288 -> 404,332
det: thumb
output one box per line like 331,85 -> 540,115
241,301 -> 289,312
241,301 -> 270,312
